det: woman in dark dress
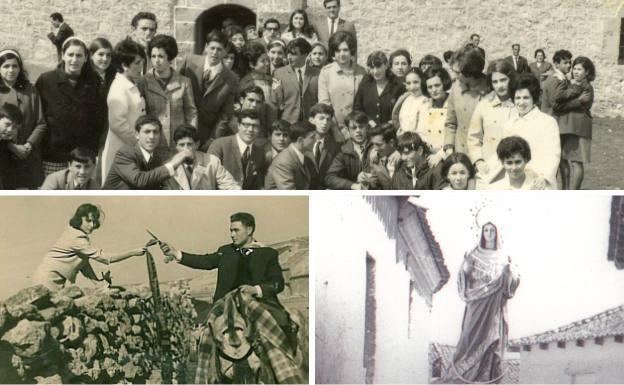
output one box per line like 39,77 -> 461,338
354,51 -> 405,127
36,37 -> 102,176
0,48 -> 47,188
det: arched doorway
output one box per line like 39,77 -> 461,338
194,5 -> 256,54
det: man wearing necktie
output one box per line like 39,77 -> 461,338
312,0 -> 357,45
505,43 -> 530,74
179,30 -> 239,146
158,212 -> 297,351
308,103 -> 340,189
207,109 -> 267,189
272,38 -> 320,125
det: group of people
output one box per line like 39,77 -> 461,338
0,0 -> 596,190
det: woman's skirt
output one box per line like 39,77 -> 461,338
561,134 -> 591,163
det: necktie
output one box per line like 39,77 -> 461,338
297,68 -> 304,121
314,140 -> 322,166
242,146 -> 251,173
330,19 -> 336,36
203,69 -> 212,91
184,164 -> 193,187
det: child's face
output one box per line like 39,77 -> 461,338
231,34 -> 245,50
0,117 -> 15,139
447,162 -> 469,190
503,153 -> 527,182
556,59 -> 571,74
69,160 -> 95,186
246,28 -> 258,41
572,63 -> 587,82
309,46 -> 327,67
309,113 -> 332,136
348,121 -> 368,144
405,73 -> 422,96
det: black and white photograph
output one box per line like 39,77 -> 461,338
314,195 -> 624,384
0,196 -> 309,384
0,1 -> 622,190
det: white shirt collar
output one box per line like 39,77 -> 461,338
139,145 -> 153,164
290,143 -> 305,165
293,63 -> 307,79
236,133 -> 252,157
203,58 -> 223,78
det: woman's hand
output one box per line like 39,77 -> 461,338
132,248 -> 147,257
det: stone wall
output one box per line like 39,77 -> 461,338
0,283 -> 196,384
1,0 -> 623,116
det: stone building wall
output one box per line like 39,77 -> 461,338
1,0 -> 624,117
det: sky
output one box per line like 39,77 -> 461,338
0,196 -> 308,298
415,194 -> 624,343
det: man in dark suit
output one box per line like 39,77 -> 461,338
308,103 -> 340,189
505,44 -> 530,74
47,12 -> 74,62
127,12 -> 158,74
264,119 -> 292,164
273,38 -> 320,125
207,109 -> 267,190
41,147 -> 99,190
265,121 -> 317,190
541,49 -> 573,117
103,115 -> 191,190
469,33 -> 486,60
312,0 -> 357,45
179,30 -> 239,146
158,212 -> 296,348
251,18 -> 282,48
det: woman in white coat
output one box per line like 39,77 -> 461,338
498,73 -> 560,189
100,39 -> 146,183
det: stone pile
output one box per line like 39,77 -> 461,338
0,282 -> 197,384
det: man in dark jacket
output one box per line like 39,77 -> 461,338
47,12 -> 74,62
103,115 -> 190,189
158,212 -> 296,348
325,110 -> 377,189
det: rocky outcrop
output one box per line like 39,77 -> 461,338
0,283 -> 196,384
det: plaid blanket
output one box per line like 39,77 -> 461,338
195,289 -> 303,384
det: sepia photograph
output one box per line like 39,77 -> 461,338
0,1 -> 621,190
0,195 -> 309,384
314,194 -> 624,384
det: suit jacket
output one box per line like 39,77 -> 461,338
47,23 -> 74,59
163,151 -> 241,190
554,81 -> 594,138
313,135 -> 340,190
40,169 -> 99,190
505,55 -> 530,73
180,244 -> 285,306
265,145 -> 316,190
272,65 -> 320,124
35,68 -> 102,163
102,144 -> 170,190
312,16 -> 357,45
325,140 -> 364,190
207,135 -> 267,190
529,61 -> 553,83
541,72 -> 566,117
179,55 -> 239,143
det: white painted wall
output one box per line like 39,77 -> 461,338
315,196 -> 432,384
519,338 -> 624,384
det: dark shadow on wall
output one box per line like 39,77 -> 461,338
194,5 -> 257,54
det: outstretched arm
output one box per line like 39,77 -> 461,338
92,248 -> 145,265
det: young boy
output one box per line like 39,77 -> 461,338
325,110 -> 374,190
308,103 -> 339,189
541,49 -> 572,117
487,135 -> 542,190
164,125 -> 241,190
365,122 -> 397,189
41,147 -> 99,190
391,132 -> 442,190
265,120 -> 291,163
265,121 -> 317,190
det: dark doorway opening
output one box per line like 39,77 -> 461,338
194,5 -> 257,54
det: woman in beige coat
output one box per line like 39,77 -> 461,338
143,35 -> 197,153
101,40 -> 146,183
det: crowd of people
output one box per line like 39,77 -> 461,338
0,0 -> 596,190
